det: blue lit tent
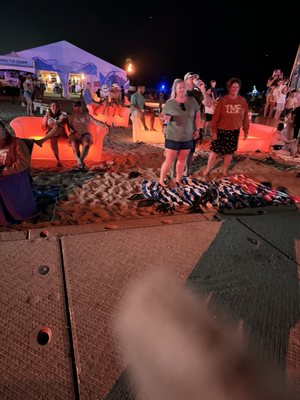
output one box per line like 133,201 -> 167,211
15,40 -> 129,97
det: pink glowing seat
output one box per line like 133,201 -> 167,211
236,123 -> 276,153
132,114 -> 164,143
10,116 -> 108,162
87,104 -> 131,128
132,121 -> 275,153
124,97 -> 131,107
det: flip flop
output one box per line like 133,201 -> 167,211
128,193 -> 145,201
137,199 -> 157,207
128,171 -> 142,179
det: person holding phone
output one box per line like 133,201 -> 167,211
170,73 -> 207,178
159,78 -> 201,187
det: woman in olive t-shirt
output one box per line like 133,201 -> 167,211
159,79 -> 201,186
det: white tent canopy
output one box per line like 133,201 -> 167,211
15,40 -> 129,97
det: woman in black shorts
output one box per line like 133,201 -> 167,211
159,79 -> 201,186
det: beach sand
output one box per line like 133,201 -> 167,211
1,96 -> 300,231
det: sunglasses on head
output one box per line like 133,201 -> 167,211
179,103 -> 186,111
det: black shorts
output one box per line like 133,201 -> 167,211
210,129 -> 240,155
205,113 -> 213,121
165,139 -> 194,150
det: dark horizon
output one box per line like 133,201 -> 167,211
0,2 -> 299,94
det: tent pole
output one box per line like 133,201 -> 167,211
289,43 -> 300,89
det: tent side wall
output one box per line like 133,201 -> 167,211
16,41 -> 129,96
0,55 -> 35,73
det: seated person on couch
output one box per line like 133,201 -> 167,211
0,120 -> 37,225
34,101 -> 68,167
67,101 -> 107,170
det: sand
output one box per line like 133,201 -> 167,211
1,96 -> 300,231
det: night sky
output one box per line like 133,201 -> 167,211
1,1 -> 299,94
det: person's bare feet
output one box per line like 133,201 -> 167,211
159,181 -> 168,188
200,171 -> 209,181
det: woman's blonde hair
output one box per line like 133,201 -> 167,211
170,79 -> 184,99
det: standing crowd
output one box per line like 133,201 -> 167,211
1,68 -> 299,225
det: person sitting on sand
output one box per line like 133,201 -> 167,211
271,122 -> 299,157
34,101 -> 68,167
0,120 -> 37,225
67,100 -> 107,170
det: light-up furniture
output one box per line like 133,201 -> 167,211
10,116 -> 108,162
132,120 -> 275,153
131,114 -> 165,143
236,124 -> 275,152
87,104 -> 131,128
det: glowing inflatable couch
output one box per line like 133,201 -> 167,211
236,123 -> 276,152
10,116 -> 108,162
131,114 -> 164,143
87,104 -> 131,128
132,120 -> 276,153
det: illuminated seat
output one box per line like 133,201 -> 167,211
236,123 -> 275,153
131,121 -> 275,152
131,114 -> 164,143
10,116 -> 107,162
87,104 -> 131,128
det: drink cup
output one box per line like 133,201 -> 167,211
193,78 -> 204,88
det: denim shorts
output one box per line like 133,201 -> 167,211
165,139 -> 193,150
